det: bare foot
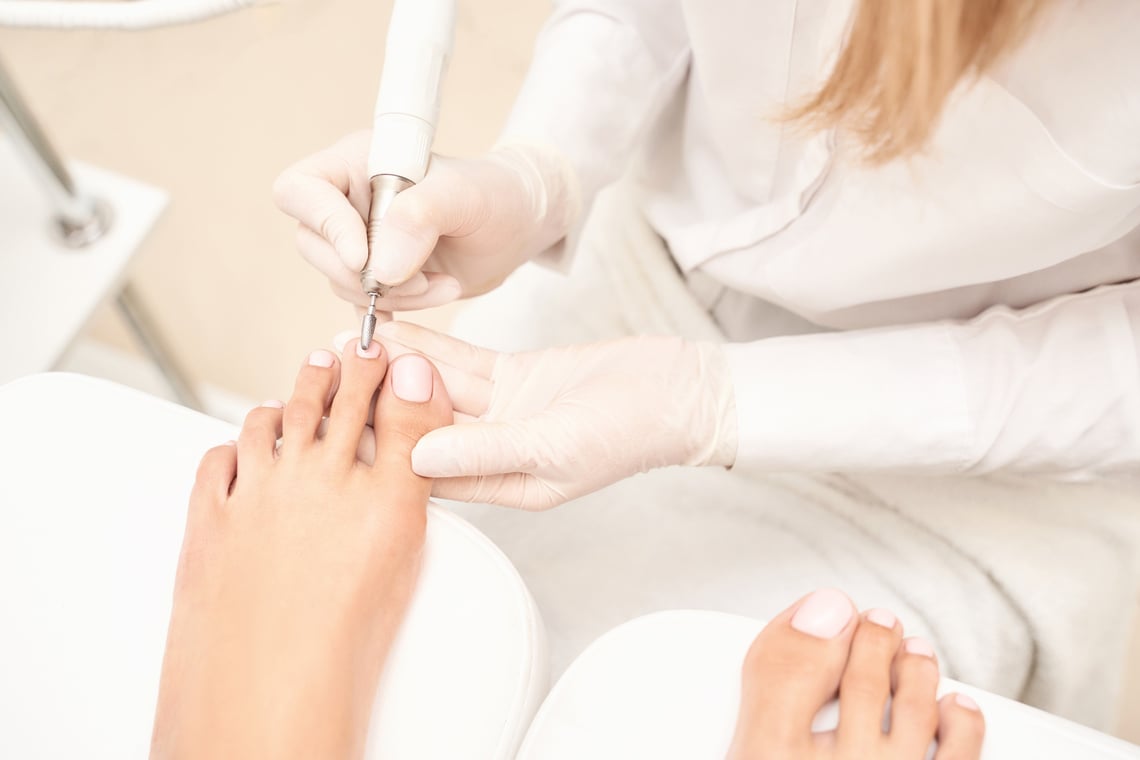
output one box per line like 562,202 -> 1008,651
727,589 -> 985,760
151,341 -> 452,760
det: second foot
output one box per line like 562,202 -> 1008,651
728,589 -> 985,760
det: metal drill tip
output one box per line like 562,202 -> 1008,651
361,311 -> 377,350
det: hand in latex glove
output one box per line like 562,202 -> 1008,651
273,131 -> 578,311
362,322 -> 739,510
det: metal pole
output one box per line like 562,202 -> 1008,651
0,54 -> 111,246
116,283 -> 206,411
0,55 -> 205,411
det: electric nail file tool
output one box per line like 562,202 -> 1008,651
360,0 -> 456,350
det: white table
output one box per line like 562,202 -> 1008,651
0,136 -> 168,385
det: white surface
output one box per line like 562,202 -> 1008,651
518,610 -> 1140,760
0,0 -> 256,30
58,338 -> 254,425
0,136 -> 167,384
0,372 -> 546,759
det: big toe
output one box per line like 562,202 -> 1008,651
369,353 -> 453,505
728,588 -> 858,758
324,338 -> 389,459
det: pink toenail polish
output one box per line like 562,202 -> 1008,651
904,637 -> 936,658
391,355 -> 433,403
260,400 -> 284,408
308,349 -> 335,368
356,340 -> 382,359
791,588 -> 854,639
955,694 -> 980,711
866,608 -> 897,629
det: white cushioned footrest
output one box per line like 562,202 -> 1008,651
518,610 -> 1139,760
0,373 -> 547,760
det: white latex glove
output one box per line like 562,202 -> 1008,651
349,321 -> 739,510
273,131 -> 578,311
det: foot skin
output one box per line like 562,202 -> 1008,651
727,589 -> 985,760
151,342 -> 452,760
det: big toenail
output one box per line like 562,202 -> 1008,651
356,340 -> 382,359
904,637 -> 936,658
260,400 -> 285,408
955,694 -> 980,711
308,349 -> 335,367
391,355 -> 433,402
866,608 -> 897,629
791,588 -> 854,639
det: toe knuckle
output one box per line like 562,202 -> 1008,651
283,399 -> 321,427
896,693 -> 940,729
840,671 -> 888,702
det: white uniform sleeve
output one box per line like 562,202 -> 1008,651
498,1 -> 689,268
724,279 -> 1140,477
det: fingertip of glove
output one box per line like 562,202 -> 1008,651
411,433 -> 457,478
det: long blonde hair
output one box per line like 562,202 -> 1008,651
790,0 -> 1050,163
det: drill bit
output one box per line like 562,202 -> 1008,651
360,292 -> 379,351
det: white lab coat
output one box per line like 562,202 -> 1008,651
502,0 -> 1140,477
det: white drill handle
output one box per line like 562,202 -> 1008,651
367,0 -> 455,183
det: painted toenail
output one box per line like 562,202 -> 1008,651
866,608 -> 897,629
791,588 -> 854,639
356,339 -> 382,359
391,355 -> 433,402
308,349 -> 336,367
260,399 -> 285,408
904,637 -> 936,658
955,694 -> 980,711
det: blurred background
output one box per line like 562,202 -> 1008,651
0,0 -> 545,410
0,0 -> 1137,743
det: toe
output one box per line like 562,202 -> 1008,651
237,401 -> 284,468
370,353 -> 453,507
191,442 -> 237,506
836,609 -> 904,753
324,339 -> 389,459
888,637 -> 941,756
282,349 -> 341,448
727,588 -> 858,758
933,693 -> 985,760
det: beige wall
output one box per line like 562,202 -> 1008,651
0,0 -> 546,402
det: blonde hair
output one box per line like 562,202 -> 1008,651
790,0 -> 1050,163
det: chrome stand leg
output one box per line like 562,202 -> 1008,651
0,53 -> 111,246
1,54 -> 205,411
116,283 -> 206,411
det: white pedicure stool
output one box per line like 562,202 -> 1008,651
2,373 -> 1137,760
516,610 -> 1140,759
0,373 -> 547,760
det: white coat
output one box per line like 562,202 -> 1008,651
503,0 -> 1140,477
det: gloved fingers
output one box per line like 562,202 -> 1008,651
429,472 -> 565,511
330,281 -> 373,308
376,321 -> 498,380
273,144 -> 371,271
367,164 -> 487,285
297,225 -> 367,295
296,227 -> 431,298
387,271 -> 431,297
377,336 -> 493,417
330,276 -> 462,313
410,420 -> 540,479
